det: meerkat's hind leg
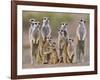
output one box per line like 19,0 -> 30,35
69,54 -> 74,63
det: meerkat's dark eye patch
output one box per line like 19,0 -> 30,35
84,21 -> 86,23
35,23 -> 37,25
62,23 -> 64,25
31,19 -> 34,21
65,23 -> 68,25
80,19 -> 83,22
61,30 -> 63,32
69,39 -> 71,40
44,18 -> 46,20
38,22 -> 40,25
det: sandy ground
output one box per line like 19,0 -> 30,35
22,47 -> 89,69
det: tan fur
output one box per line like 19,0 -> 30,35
49,45 -> 58,64
67,44 -> 74,63
35,36 -> 44,64
62,40 -> 70,63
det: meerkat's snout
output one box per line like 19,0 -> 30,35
43,17 -> 49,23
69,38 -> 74,42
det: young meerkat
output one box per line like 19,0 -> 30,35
42,35 -> 53,64
36,35 -> 53,64
67,38 -> 75,63
49,42 -> 59,64
61,38 -> 69,63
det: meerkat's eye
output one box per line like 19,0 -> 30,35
80,19 -> 83,22
61,30 -> 63,32
38,22 -> 40,25
44,18 -> 46,20
31,20 -> 34,21
65,23 -> 68,25
35,23 -> 37,25
84,21 -> 86,23
32,23 -> 34,25
62,23 -> 64,25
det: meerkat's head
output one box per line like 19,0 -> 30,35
46,35 -> 52,44
60,22 -> 67,28
36,21 -> 41,28
63,23 -> 68,30
79,19 -> 86,27
30,21 -> 39,29
50,42 -> 56,50
68,38 -> 74,44
43,17 -> 49,24
29,18 -> 35,23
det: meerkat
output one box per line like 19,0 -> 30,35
41,17 -> 51,42
42,35 -> 53,64
57,22 -> 69,63
29,19 -> 40,64
36,34 -> 52,64
61,38 -> 69,63
29,19 -> 35,64
31,21 -> 40,44
29,19 -> 35,50
76,19 -> 86,63
49,42 -> 59,64
67,38 -> 75,63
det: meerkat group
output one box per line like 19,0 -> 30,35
29,17 -> 86,65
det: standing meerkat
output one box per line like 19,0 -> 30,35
76,19 -> 86,63
57,22 -> 69,63
41,17 -> 51,42
29,19 -> 35,47
29,19 -> 40,64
